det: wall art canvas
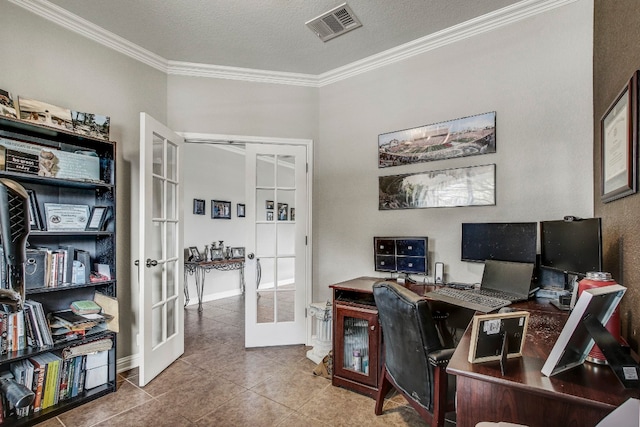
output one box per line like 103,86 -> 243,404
379,164 -> 496,210
378,111 -> 496,168
18,97 -> 73,130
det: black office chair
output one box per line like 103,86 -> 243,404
372,281 -> 456,427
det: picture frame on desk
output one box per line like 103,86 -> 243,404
468,311 -> 529,364
601,70 -> 638,203
86,206 -> 109,231
188,246 -> 202,262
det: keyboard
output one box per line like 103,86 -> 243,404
426,287 -> 512,313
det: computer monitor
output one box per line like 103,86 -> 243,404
461,222 -> 537,263
374,237 -> 428,275
542,284 -> 626,378
540,217 -> 603,276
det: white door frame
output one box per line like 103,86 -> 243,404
179,131 -> 314,346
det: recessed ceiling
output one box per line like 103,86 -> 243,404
44,0 -> 523,75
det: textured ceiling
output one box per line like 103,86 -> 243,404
46,0 -> 521,75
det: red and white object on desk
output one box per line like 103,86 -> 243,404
578,271 -> 623,364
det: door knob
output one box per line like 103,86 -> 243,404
146,258 -> 158,267
247,253 -> 255,260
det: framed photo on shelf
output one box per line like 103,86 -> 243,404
468,311 -> 529,364
601,70 -> 639,203
86,206 -> 110,231
193,198 -> 205,215
237,203 -> 245,218
211,200 -> 231,219
188,246 -> 202,262
277,203 -> 288,221
27,189 -> 44,230
44,203 -> 90,231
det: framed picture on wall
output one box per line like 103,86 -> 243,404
212,200 -> 231,219
237,203 -> 245,218
601,70 -> 639,203
277,203 -> 288,220
193,199 -> 205,215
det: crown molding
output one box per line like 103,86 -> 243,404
12,0 -> 576,87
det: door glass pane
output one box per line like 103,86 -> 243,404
166,182 -> 177,219
256,224 -> 275,257
167,298 -> 176,337
276,290 -> 295,322
256,154 -> 275,187
166,259 -> 177,298
277,155 -> 295,188
152,133 -> 164,177
167,142 -> 177,181
276,257 -> 294,290
343,316 -> 370,374
152,306 -> 164,348
152,177 -> 163,218
257,290 -> 274,323
277,223 -> 295,256
150,220 -> 163,265
166,222 -> 177,259
256,189 -> 274,221
151,261 -> 163,305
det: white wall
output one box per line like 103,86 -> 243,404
0,3 -> 168,363
315,0 -> 594,300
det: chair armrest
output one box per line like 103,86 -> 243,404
428,348 -> 456,367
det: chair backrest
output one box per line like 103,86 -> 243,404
373,281 -> 443,410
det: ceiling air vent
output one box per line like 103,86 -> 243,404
306,3 -> 362,42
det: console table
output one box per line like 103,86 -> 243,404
447,299 -> 640,427
184,259 -> 245,312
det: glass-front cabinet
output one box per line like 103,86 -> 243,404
331,277 -> 382,398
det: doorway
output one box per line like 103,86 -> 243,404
181,133 -> 313,348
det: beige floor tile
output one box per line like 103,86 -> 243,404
195,389 -> 293,427
93,397 -> 195,426
250,368 -> 332,410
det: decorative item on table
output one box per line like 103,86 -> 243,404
230,247 -> 245,259
211,200 -> 231,219
277,203 -> 288,221
71,110 -> 110,141
0,89 -> 18,118
188,246 -> 202,262
44,203 -> 90,231
203,244 -> 209,261
17,97 -> 73,131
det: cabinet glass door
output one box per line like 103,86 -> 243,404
342,316 -> 371,375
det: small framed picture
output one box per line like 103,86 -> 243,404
267,211 -> 274,221
27,189 -> 44,230
212,200 -> 231,219
277,203 -> 288,221
86,206 -> 110,231
468,311 -> 530,364
188,246 -> 202,262
237,203 -> 245,218
266,200 -> 274,210
230,247 -> 245,259
290,207 -> 295,221
193,199 -> 205,215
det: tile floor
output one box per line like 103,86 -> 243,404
36,295 -> 439,426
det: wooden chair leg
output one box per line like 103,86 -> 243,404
431,365 -> 448,427
374,365 -> 394,415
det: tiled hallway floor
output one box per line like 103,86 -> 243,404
36,295 -> 432,426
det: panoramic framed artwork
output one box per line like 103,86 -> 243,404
379,164 -> 496,210
601,71 -> 638,203
211,200 -> 231,219
18,97 -> 73,130
378,111 -> 496,168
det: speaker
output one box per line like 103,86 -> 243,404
434,262 -> 444,284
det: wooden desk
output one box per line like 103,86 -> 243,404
447,299 -> 640,427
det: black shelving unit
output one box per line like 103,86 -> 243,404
0,115 -> 117,426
